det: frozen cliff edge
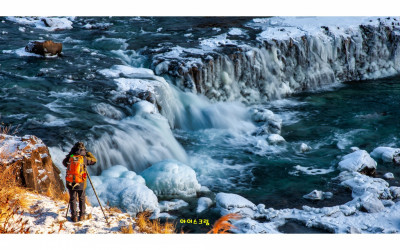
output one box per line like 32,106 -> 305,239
151,17 -> 400,103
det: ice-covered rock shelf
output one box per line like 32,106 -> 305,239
151,17 -> 400,103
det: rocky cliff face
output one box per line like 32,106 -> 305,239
151,17 -> 400,103
0,134 -> 65,195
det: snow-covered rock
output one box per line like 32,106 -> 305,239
267,134 -> 286,144
300,143 -> 312,153
340,172 -> 391,199
390,187 -> 400,199
196,197 -> 213,214
159,199 -> 188,212
140,160 -> 201,197
251,108 -> 282,134
360,194 -> 385,213
216,192 -> 257,218
303,190 -> 333,200
0,134 -> 64,196
383,172 -> 395,180
338,150 -> 377,174
370,147 -> 400,163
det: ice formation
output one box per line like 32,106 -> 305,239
338,150 -> 377,173
370,147 -> 400,162
151,17 -> 400,103
196,197 -> 213,214
140,159 -> 201,197
216,148 -> 400,234
159,199 -> 189,212
86,165 -> 159,216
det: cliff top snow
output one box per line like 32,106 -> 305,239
251,16 -> 399,41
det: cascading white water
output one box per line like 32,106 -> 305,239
90,101 -> 188,173
83,65 -> 264,175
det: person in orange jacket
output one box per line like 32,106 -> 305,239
62,142 -> 96,222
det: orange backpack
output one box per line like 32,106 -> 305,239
66,155 -> 87,183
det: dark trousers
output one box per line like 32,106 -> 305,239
67,183 -> 86,218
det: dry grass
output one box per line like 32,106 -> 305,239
208,213 -> 241,234
120,224 -> 134,234
134,211 -> 176,234
0,126 -> 31,233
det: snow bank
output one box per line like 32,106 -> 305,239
370,147 -> 400,162
140,160 -> 201,197
252,16 -> 393,41
338,150 -> 377,173
18,192 -> 137,234
87,165 -> 158,216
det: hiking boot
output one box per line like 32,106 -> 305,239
72,216 -> 78,222
78,214 -> 87,221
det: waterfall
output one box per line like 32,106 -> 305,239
152,19 -> 400,103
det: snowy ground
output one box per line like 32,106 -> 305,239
15,192 -> 138,234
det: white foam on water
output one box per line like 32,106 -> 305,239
13,48 -> 42,57
334,129 -> 369,150
289,165 -> 335,176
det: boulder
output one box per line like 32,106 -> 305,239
360,195 -> 385,213
338,150 -> 377,176
216,192 -> 257,218
383,172 -> 394,180
25,40 -> 62,57
303,190 -> 333,200
0,134 -> 65,196
370,147 -> 400,163
300,143 -> 312,153
267,134 -> 286,144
